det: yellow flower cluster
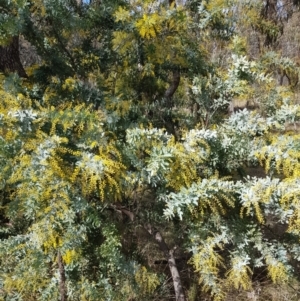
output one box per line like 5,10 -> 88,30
62,249 -> 78,265
135,266 -> 160,295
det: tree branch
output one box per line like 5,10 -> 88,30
145,223 -> 187,301
107,204 -> 186,301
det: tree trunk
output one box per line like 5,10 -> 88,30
57,250 -> 68,301
145,224 -> 186,301
0,36 -> 28,78
164,68 -> 180,108
163,68 -> 180,137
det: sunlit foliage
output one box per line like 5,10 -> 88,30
1,0 -> 300,300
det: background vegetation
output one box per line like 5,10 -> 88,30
1,0 -> 300,300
